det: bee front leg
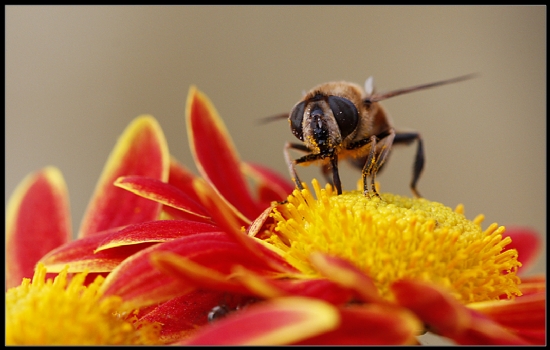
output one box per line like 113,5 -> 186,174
329,153 -> 342,195
284,142 -> 307,191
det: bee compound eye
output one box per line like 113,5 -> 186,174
327,96 -> 359,139
289,101 -> 306,141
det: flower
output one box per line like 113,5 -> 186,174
6,263 -> 160,345
141,181 -> 545,345
92,88 -> 545,345
5,87 -> 295,344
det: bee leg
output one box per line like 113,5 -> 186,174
285,142 -> 330,192
369,130 -> 396,198
284,142 -> 306,190
361,135 -> 378,198
394,132 -> 424,198
329,153 -> 342,195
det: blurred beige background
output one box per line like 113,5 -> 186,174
6,4 -> 545,285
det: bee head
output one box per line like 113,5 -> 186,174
289,94 -> 359,154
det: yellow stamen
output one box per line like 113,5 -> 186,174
267,179 -> 522,303
6,263 -> 161,345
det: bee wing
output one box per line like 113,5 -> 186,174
364,76 -> 375,96
366,73 -> 478,103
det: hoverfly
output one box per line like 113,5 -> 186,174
268,74 -> 476,198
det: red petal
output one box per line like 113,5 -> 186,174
392,280 -> 531,345
100,232 -> 275,309
517,275 -> 546,295
193,178 -> 295,274
167,157 -> 202,204
39,229 -> 157,273
78,115 -> 169,238
186,87 -> 260,221
453,311 -> 533,345
96,220 -> 220,251
181,297 -> 340,345
468,292 -> 546,332
6,167 -> 71,288
114,175 -> 210,221
242,162 -> 295,203
235,267 -> 353,305
296,304 -> 421,345
139,290 -> 227,344
502,227 -> 541,274
309,253 -> 383,304
150,251 -> 252,295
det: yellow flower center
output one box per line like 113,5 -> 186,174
6,263 -> 161,345
266,179 -> 522,303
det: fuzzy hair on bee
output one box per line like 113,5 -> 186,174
265,73 -> 477,198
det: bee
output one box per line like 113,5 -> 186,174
277,73 -> 477,198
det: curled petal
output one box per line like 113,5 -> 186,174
79,115 -> 169,238
39,229 -> 157,273
186,86 -> 260,221
114,175 -> 211,221
96,220 -> 220,251
296,304 -> 422,345
247,205 -> 274,238
6,167 -> 71,288
181,297 -> 340,345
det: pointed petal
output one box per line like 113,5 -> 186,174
186,86 -> 259,221
193,178 -> 295,274
182,297 -> 340,345
309,253 -> 383,304
392,280 -> 531,345
114,175 -> 210,221
502,227 -> 541,273
96,220 -> 220,251
39,229 -> 157,273
296,304 -> 421,345
6,167 -> 71,288
79,115 -> 169,238
242,162 -> 295,203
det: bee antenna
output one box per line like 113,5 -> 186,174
257,113 -> 289,125
365,73 -> 479,103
